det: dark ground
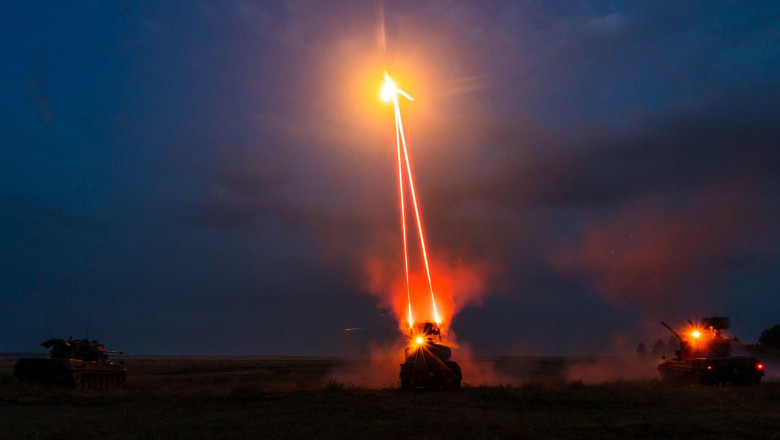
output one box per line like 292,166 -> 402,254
1,356 -> 778,439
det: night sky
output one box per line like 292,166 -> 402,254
2,1 -> 778,356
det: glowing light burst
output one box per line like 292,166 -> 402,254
381,73 -> 414,102
380,74 -> 397,102
381,72 -> 440,328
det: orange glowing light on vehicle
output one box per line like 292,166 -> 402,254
382,72 -> 440,327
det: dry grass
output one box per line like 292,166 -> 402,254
1,357 -> 778,439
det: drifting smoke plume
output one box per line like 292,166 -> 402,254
551,183 -> 769,317
566,357 -> 658,384
327,343 -> 410,388
362,254 -> 491,334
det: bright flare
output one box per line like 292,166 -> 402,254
380,74 -> 397,102
691,330 -> 702,339
415,336 -> 424,345
380,73 -> 415,103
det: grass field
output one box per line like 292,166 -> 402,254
1,356 -> 779,439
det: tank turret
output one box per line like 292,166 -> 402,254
41,337 -> 124,362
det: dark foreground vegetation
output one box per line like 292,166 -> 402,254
1,357 -> 778,439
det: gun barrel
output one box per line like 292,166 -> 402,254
661,321 -> 683,341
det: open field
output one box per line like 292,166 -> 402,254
1,356 -> 779,439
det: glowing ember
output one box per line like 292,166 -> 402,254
382,72 -> 440,329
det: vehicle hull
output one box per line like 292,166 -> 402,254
14,358 -> 127,389
400,342 -> 462,390
400,359 -> 462,390
658,357 -> 763,385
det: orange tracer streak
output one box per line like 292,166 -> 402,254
395,105 -> 414,330
393,95 -> 440,325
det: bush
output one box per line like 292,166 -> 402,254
758,324 -> 780,349
326,379 -> 345,391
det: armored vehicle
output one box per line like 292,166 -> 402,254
14,338 -> 126,389
658,317 -> 764,385
400,322 -> 462,390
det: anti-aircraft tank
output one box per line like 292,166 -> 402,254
658,317 -> 764,385
400,322 -> 462,390
14,338 -> 127,389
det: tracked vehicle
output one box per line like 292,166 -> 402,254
14,338 -> 126,389
400,322 -> 462,390
658,317 -> 764,385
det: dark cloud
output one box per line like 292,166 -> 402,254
440,84 -> 780,213
173,144 -> 293,229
